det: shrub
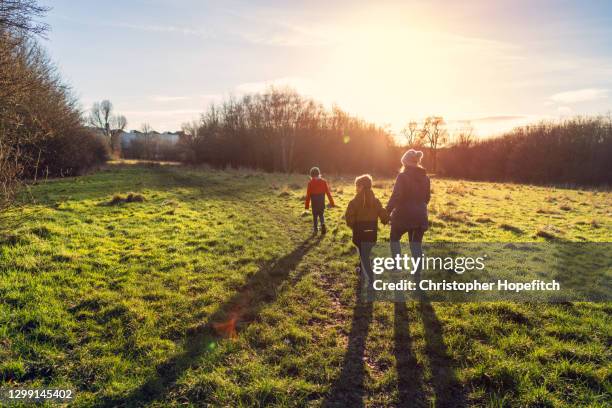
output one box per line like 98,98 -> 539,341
438,117 -> 612,186
1,1 -> 108,225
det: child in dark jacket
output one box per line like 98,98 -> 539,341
305,167 -> 335,234
345,175 -> 389,284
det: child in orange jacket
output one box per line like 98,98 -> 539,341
305,167 -> 335,234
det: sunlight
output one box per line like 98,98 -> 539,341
308,13 -> 504,135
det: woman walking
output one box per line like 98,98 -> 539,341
386,149 -> 431,278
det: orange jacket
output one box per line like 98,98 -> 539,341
305,177 -> 335,209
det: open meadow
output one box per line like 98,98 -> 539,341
1,162 -> 610,407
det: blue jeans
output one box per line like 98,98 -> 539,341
390,227 -> 425,276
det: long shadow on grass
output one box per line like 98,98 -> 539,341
323,283 -> 373,408
323,293 -> 463,407
96,235 -> 321,407
418,294 -> 467,407
394,301 -> 427,407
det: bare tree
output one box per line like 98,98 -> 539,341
1,0 -> 49,226
88,100 -> 127,156
1,1 -> 108,232
141,122 -> 152,135
140,122 -> 154,159
422,116 -> 448,173
181,120 -> 200,140
454,122 -> 475,147
88,100 -> 112,138
0,0 -> 49,35
181,87 -> 396,174
401,120 -> 423,147
0,141 -> 24,216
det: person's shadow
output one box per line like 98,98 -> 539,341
417,292 -> 467,407
323,284 -> 373,408
394,301 -> 427,407
96,235 -> 322,407
324,289 -> 466,407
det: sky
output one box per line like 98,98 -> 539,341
41,0 -> 612,138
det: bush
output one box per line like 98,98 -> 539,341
438,117 -> 612,186
1,0 -> 109,213
24,128 -> 110,178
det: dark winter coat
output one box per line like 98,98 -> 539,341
386,166 -> 431,230
345,189 -> 389,245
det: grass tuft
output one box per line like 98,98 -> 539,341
107,192 -> 146,205
535,227 -> 560,241
500,223 -> 524,234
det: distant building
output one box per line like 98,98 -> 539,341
120,130 -> 182,149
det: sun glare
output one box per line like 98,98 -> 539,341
303,12 -> 493,135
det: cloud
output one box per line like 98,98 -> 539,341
151,94 -> 223,104
447,115 -> 529,126
557,106 -> 573,116
111,22 -> 214,38
549,88 -> 608,104
239,30 -> 331,47
199,94 -> 224,102
121,109 -> 202,117
152,95 -> 190,102
234,77 -> 315,94
447,114 -> 547,138
469,115 -> 528,123
225,9 -> 336,47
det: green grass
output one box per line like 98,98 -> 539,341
1,163 -> 610,407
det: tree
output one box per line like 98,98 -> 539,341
454,122 -> 475,147
401,121 -> 423,147
422,116 -> 448,173
178,120 -> 201,162
1,0 -> 49,220
140,122 -> 153,159
183,87 -> 398,174
0,0 -> 49,35
1,0 -> 108,231
181,120 -> 200,141
88,100 -> 127,156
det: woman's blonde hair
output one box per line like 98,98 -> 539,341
354,174 -> 374,208
355,174 -> 372,190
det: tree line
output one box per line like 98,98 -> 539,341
177,89 -> 611,186
179,88 -> 400,175
1,0 -> 108,216
437,117 -> 612,186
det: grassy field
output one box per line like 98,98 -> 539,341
0,162 -> 610,407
